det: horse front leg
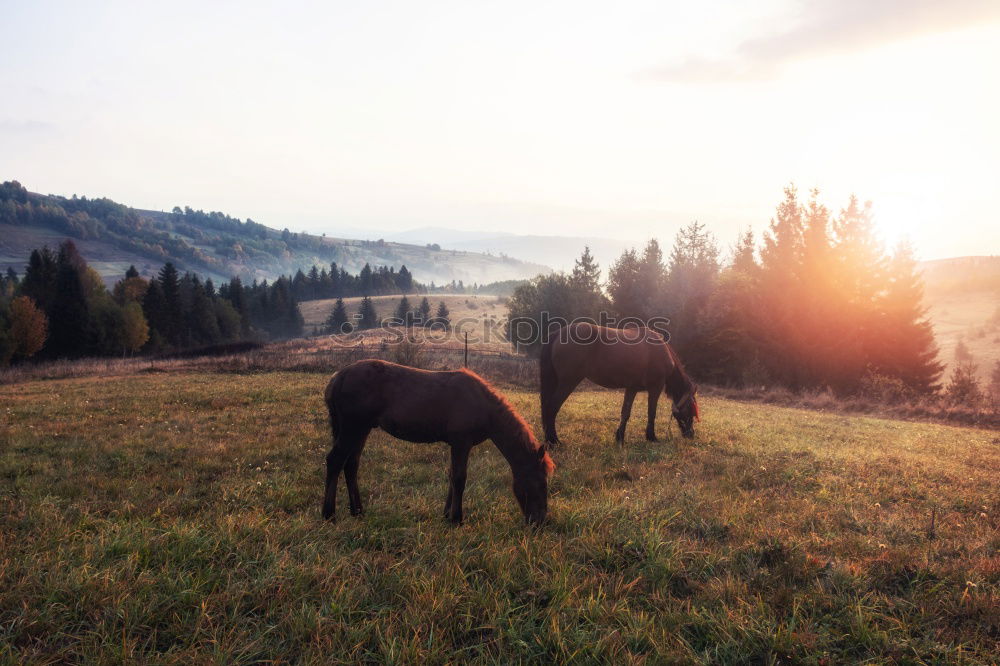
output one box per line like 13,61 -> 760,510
543,378 -> 581,447
445,444 -> 471,524
645,386 -> 661,442
615,389 -> 637,444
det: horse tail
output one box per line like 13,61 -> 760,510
539,338 -> 558,442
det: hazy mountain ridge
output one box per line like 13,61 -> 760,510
919,255 -> 1000,295
383,227 -> 634,274
0,183 -> 550,285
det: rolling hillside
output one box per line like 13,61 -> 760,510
0,181 -> 549,286
921,256 -> 1000,382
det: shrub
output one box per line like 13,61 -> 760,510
390,339 -> 424,368
859,371 -> 913,404
944,362 -> 983,406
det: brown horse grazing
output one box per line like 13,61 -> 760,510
323,359 -> 555,525
540,322 -> 699,445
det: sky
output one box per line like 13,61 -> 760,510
2,0 -> 999,260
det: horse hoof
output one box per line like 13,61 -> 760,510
646,435 -> 659,442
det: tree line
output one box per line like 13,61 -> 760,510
508,186 -> 944,395
286,262 -> 420,301
0,241 -> 305,365
322,295 -> 452,333
283,262 -> 525,303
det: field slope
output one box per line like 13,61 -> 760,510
1,371 -> 997,663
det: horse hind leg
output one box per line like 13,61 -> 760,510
323,425 -> 367,521
344,433 -> 370,517
615,389 -> 638,444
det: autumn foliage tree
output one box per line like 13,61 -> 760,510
9,295 -> 48,361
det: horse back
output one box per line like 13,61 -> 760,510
327,359 -> 492,443
550,322 -> 673,390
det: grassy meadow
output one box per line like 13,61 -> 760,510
1,368 -> 998,663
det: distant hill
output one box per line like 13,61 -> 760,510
384,227 -> 634,274
0,182 -> 550,285
920,256 -> 1000,383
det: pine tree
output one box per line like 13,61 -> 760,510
568,246 -> 607,318
292,269 -> 307,301
730,228 -> 758,274
20,247 -> 57,311
226,277 -> 251,335
307,265 -> 320,299
871,241 -> 944,392
359,263 -> 374,295
758,186 -> 807,387
832,195 -> 885,387
157,263 -> 182,346
797,190 -> 848,387
325,298 -> 351,333
397,265 -> 414,294
666,222 -> 719,319
357,296 -> 379,330
141,279 -> 167,349
125,265 -> 139,279
434,301 -> 451,330
607,248 -> 643,320
418,297 -> 432,326
47,241 -> 89,358
571,246 -> 601,293
945,361 -> 983,406
395,295 -> 412,324
188,279 -> 221,345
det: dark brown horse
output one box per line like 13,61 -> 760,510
323,359 -> 555,525
540,322 -> 699,445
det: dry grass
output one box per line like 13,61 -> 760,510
300,294 -> 509,334
707,384 -> 1000,430
1,367 -> 998,663
0,336 -> 535,388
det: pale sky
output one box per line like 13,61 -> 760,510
2,0 -> 999,260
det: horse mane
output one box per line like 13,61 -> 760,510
664,344 -> 695,404
459,368 -> 555,478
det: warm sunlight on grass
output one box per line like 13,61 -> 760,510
2,370 -> 997,662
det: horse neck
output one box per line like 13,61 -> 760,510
488,403 -> 540,470
664,352 -> 692,405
